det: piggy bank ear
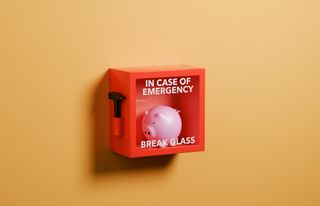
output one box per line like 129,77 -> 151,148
176,110 -> 181,113
154,112 -> 165,119
144,110 -> 148,116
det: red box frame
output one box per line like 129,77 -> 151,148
108,65 -> 205,158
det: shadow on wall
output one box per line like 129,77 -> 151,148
90,70 -> 175,175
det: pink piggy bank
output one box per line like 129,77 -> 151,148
142,105 -> 182,147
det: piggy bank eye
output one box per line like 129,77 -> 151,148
148,132 -> 150,135
153,122 -> 155,124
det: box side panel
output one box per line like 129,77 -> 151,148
108,69 -> 132,157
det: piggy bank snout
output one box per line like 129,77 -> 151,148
144,125 -> 156,139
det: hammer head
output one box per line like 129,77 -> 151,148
108,92 -> 126,118
108,92 -> 126,101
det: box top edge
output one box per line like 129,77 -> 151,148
109,65 -> 205,73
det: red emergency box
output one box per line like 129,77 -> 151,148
108,65 -> 205,158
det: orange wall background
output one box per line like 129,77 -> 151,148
1,1 -> 320,206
